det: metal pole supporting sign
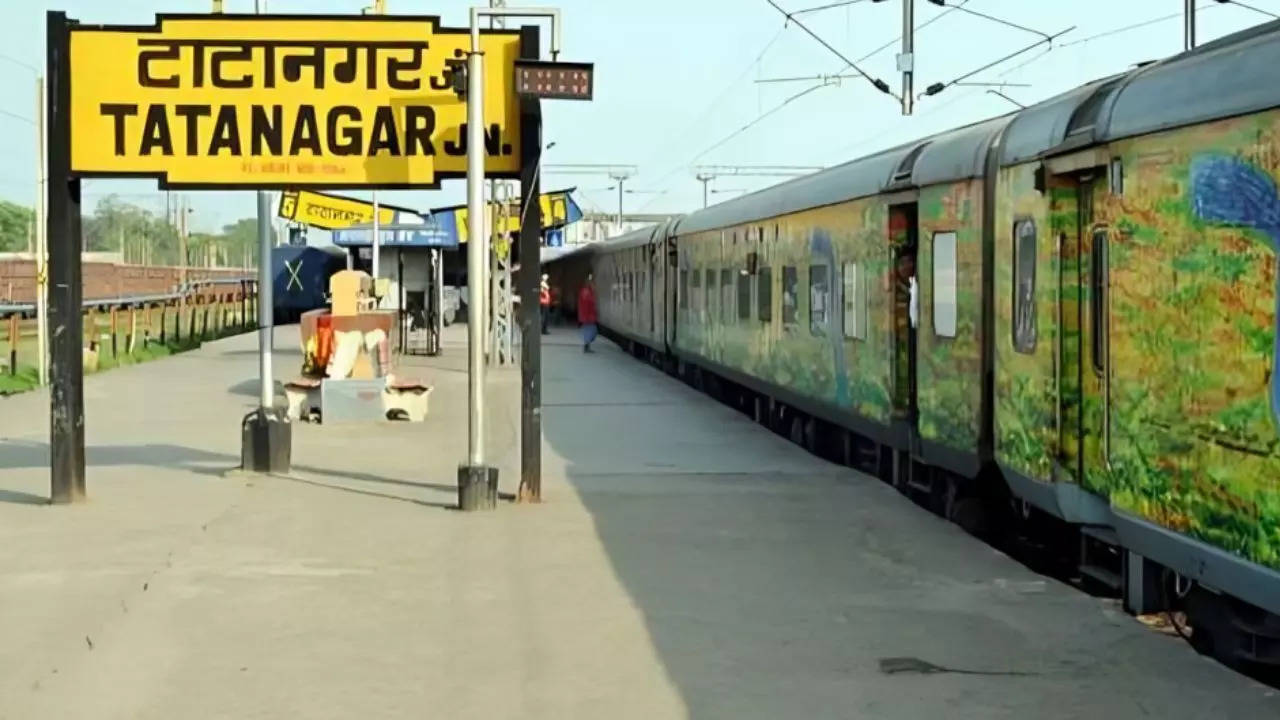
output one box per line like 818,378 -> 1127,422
240,0 -> 291,474
456,5 -> 577,510
458,9 -> 497,510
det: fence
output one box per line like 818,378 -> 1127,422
0,278 -> 257,380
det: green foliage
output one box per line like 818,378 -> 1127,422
0,365 -> 39,395
0,199 -> 34,252
82,195 -> 255,267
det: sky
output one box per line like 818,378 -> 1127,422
0,0 -> 1275,236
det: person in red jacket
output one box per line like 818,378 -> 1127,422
577,273 -> 598,353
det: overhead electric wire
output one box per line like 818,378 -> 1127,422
0,107 -> 33,125
661,26 -> 788,146
627,27 -> 787,211
635,82 -> 831,212
792,0 -> 871,15
840,0 -> 972,68
639,0 -> 971,212
690,83 -> 831,164
987,89 -> 1026,108
1058,3 -> 1223,48
920,26 -> 1075,98
935,1 -> 1051,40
764,0 -> 896,98
830,40 -> 1056,161
1223,0 -> 1280,19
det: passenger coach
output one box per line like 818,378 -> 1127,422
548,21 -> 1280,668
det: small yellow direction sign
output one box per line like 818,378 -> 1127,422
451,191 -> 575,244
277,189 -> 402,230
68,15 -> 522,189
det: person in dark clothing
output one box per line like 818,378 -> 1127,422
578,274 -> 598,353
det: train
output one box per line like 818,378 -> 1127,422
546,21 -> 1280,669
271,245 -> 347,324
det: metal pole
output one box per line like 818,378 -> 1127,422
517,24 -> 543,502
257,191 -> 273,410
466,18 -> 487,467
617,178 -> 624,233
901,0 -> 914,115
178,196 -> 187,323
35,75 -> 47,386
47,10 -> 85,503
1184,0 -> 1196,51
370,0 -> 383,294
372,191 -> 380,282
255,0 -> 273,411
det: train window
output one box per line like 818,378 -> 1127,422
1091,228 -> 1108,376
782,266 -> 799,326
690,269 -> 701,314
720,269 -> 733,322
843,263 -> 866,340
1012,218 -> 1037,353
737,271 -> 752,321
758,266 -> 773,322
680,269 -> 689,310
810,264 -> 830,336
705,268 -> 716,319
933,231 -> 958,338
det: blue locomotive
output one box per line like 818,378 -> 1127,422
271,245 -> 346,324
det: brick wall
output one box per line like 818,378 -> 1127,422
0,260 -> 249,304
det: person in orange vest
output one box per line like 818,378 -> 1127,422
539,274 -> 551,335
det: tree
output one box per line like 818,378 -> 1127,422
219,218 -> 258,269
79,195 -> 257,268
0,200 -> 33,253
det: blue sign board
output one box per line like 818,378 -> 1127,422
332,220 -> 457,249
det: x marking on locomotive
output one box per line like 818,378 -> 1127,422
284,260 -> 303,292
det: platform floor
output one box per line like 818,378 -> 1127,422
0,324 -> 1277,719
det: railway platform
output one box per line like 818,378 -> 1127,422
0,325 -> 1277,718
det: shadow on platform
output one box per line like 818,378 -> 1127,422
0,439 -> 463,509
532,330 -> 1278,718
226,378 -> 287,398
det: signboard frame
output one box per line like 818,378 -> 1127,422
43,11 -> 547,503
65,13 -> 525,191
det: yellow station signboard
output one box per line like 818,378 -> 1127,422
68,15 -> 522,188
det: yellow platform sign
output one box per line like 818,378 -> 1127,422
453,191 -> 573,244
278,189 -> 402,230
68,15 -> 522,188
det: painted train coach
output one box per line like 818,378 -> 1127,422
548,22 -> 1280,667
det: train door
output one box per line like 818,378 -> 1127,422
890,203 -> 919,427
666,234 -> 679,353
1052,170 -> 1108,485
